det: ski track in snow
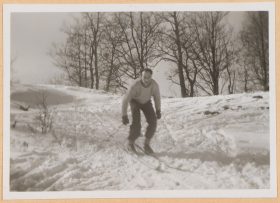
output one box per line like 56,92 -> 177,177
9,84 -> 270,191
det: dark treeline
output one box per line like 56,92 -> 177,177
50,11 -> 269,97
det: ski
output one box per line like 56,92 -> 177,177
134,143 -> 197,173
134,143 -> 167,171
123,143 -> 144,156
121,143 -> 166,172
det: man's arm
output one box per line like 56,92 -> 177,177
122,86 -> 134,116
153,82 -> 161,112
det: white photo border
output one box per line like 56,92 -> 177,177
3,2 -> 277,200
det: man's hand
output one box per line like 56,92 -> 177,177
122,115 -> 129,125
156,110 -> 161,119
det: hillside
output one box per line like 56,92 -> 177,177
9,84 -> 270,192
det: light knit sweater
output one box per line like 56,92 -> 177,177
122,78 -> 161,116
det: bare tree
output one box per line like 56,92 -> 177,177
220,38 -> 238,94
189,12 -> 235,95
240,11 -> 269,91
84,12 -> 104,90
115,12 -> 163,80
50,13 -> 104,90
158,12 -> 188,97
50,17 -> 85,87
182,36 -> 202,97
101,16 -> 124,92
239,58 -> 252,92
159,12 -> 206,97
35,91 -> 53,134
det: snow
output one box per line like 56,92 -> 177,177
9,84 -> 271,192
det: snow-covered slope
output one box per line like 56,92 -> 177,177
9,84 -> 270,191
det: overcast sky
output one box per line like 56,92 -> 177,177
10,11 -> 245,97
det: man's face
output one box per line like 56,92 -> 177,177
141,71 -> 152,86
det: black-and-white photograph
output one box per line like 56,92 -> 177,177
3,2 -> 276,199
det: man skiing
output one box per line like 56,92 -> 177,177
122,68 -> 161,154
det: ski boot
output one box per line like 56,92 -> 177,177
127,140 -> 137,154
144,138 -> 154,154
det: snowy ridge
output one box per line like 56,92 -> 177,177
9,84 -> 270,191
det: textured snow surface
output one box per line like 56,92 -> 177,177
9,84 -> 270,191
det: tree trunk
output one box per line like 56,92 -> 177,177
106,49 -> 115,92
94,44 -> 99,90
190,82 -> 195,97
89,43 -> 94,89
173,12 -> 187,98
94,13 -> 100,90
212,71 -> 220,95
84,30 -> 88,87
259,13 -> 269,91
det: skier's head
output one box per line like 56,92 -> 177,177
141,68 -> 153,86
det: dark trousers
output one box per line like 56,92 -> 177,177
128,100 -> 157,142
